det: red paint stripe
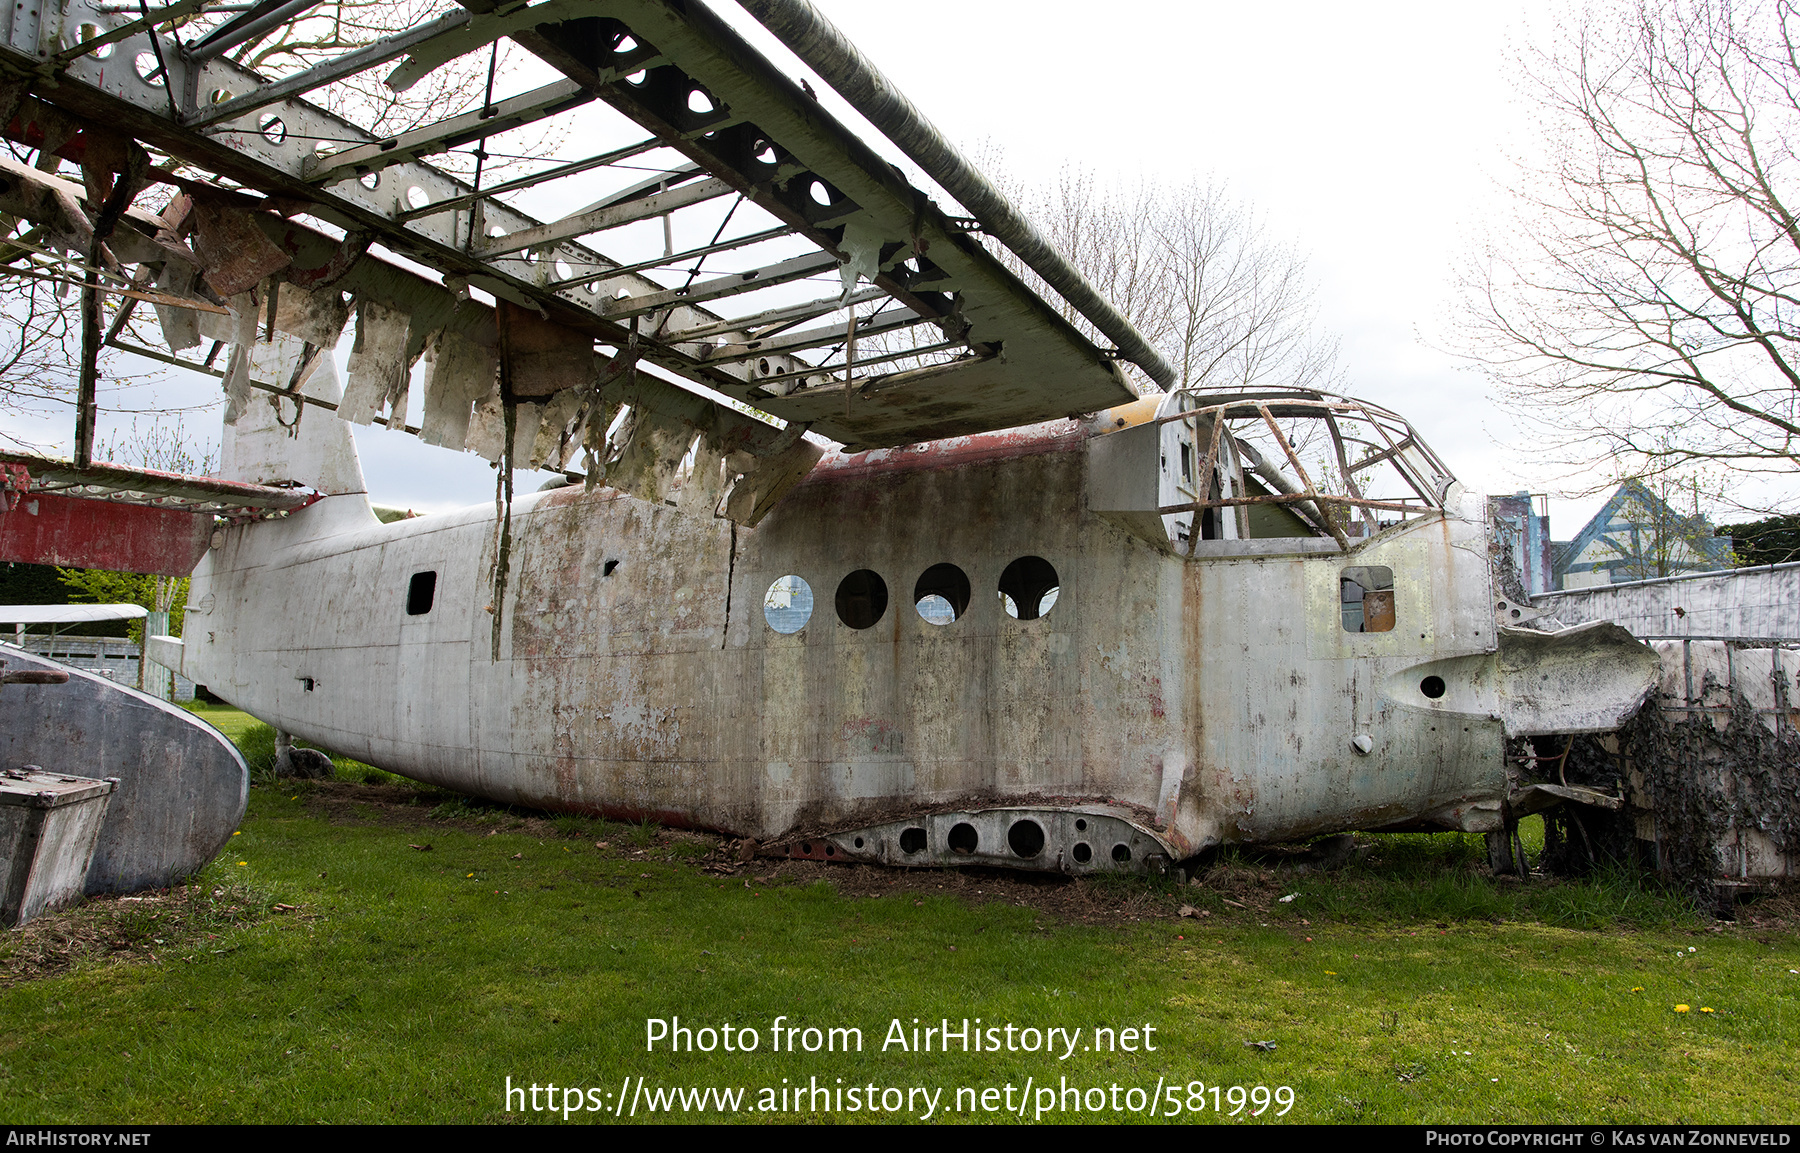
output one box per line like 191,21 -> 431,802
0,492 -> 209,576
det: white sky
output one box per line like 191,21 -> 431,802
11,0 -> 1781,539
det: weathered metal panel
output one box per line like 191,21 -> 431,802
1534,563 -> 1800,639
0,770 -> 115,927
171,396 -> 1662,868
0,648 -> 245,893
0,491 -> 209,576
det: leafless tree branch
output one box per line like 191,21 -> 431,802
1459,0 -> 1800,502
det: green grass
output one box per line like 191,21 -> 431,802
1261,829 -> 1698,931
2,713 -> 1796,1125
179,700 -> 262,744
183,704 -> 405,785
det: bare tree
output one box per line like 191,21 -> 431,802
0,276 -> 80,437
199,0 -> 557,171
1149,180 -> 1342,394
1462,0 -> 1800,498
967,155 -> 1344,397
0,220 -> 177,443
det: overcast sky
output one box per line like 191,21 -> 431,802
9,0 -> 1748,539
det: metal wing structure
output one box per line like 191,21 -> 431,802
0,0 -> 1161,526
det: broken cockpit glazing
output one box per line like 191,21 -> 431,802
1147,390 -> 1458,556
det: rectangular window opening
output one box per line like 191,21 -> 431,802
407,570 -> 438,616
1340,565 -> 1394,633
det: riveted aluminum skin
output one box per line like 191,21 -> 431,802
171,406 -> 1658,866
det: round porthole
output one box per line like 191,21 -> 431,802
763,575 -> 813,634
835,569 -> 888,629
913,562 -> 971,625
998,556 -> 1060,620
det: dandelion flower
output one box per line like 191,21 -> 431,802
1675,1005 -> 1690,1013
1700,1007 -> 1715,1014
1631,986 -> 1644,992
236,861 -> 247,866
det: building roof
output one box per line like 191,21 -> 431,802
1553,481 -> 1734,586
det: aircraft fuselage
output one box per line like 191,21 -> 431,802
179,411 -> 1556,872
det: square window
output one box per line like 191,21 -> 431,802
1341,565 -> 1394,633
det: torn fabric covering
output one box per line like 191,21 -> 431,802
604,406 -> 699,504
496,300 -> 594,397
46,186 -> 96,266
465,388 -> 506,462
528,389 -> 584,470
198,293 -> 258,425
153,259 -> 201,352
419,328 -> 497,449
189,199 -> 292,298
510,402 -> 544,465
244,331 -> 321,394
341,299 -> 413,428
271,281 -> 351,349
676,435 -> 730,515
721,435 -> 825,527
837,217 -> 882,303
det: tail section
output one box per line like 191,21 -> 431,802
218,337 -> 367,500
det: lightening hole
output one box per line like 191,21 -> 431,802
134,52 -> 164,85
1007,820 -> 1045,858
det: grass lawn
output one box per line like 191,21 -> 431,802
179,700 -> 264,745
2,710 -> 1796,1125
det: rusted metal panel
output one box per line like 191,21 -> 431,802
0,450 -> 316,516
189,196 -> 293,297
1362,591 -> 1396,632
0,490 -> 209,576
1535,563 -> 1800,639
498,300 -> 598,399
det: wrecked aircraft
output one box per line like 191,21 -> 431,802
0,0 -> 1660,872
159,385 -> 1660,873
